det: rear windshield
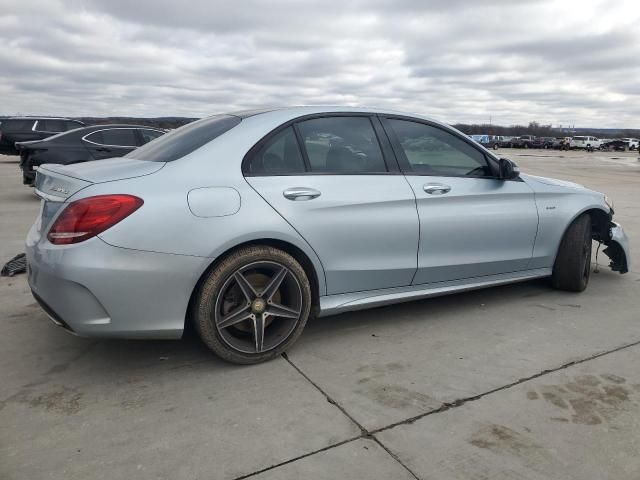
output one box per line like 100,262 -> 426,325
125,115 -> 241,162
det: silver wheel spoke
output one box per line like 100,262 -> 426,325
265,302 -> 300,319
261,267 -> 288,300
218,305 -> 252,329
253,314 -> 266,352
234,271 -> 257,301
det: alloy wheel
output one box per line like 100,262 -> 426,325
214,261 -> 303,354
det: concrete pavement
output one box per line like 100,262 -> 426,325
1,149 -> 639,479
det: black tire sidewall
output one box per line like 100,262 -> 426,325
195,246 -> 312,364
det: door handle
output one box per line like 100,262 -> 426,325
283,187 -> 321,201
423,183 -> 451,195
95,147 -> 111,152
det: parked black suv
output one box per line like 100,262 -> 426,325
0,117 -> 85,155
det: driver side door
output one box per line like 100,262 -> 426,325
381,117 -> 539,285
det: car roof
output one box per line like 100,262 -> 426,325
7,116 -> 79,121
80,124 -> 165,130
226,105 -> 449,129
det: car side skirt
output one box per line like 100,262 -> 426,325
318,268 -> 552,317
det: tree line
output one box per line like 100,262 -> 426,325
453,121 -> 640,139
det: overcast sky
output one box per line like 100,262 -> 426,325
1,0 -> 639,127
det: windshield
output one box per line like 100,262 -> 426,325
125,115 -> 241,162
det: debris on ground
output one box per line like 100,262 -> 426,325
1,253 -> 27,277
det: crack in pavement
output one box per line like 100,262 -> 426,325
230,338 -> 640,480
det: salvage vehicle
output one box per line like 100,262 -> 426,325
620,138 -> 639,150
601,139 -> 630,151
0,117 -> 85,155
570,136 -> 602,151
25,107 -> 630,364
531,137 -> 554,149
17,124 -> 165,185
552,137 -> 572,150
470,134 -> 501,150
509,135 -> 536,148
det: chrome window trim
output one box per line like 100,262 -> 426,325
81,127 -> 158,148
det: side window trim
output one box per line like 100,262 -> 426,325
371,116 -> 401,173
291,123 -> 312,172
379,116 -> 500,179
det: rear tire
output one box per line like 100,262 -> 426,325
194,245 -> 312,364
551,214 -> 592,292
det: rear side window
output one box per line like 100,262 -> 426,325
2,120 -> 34,132
85,129 -> 138,147
296,116 -> 387,173
246,127 -> 305,175
139,129 -> 164,145
126,115 -> 241,162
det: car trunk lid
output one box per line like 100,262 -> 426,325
34,157 -> 165,230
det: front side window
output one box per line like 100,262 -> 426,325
246,127 -> 305,175
387,119 -> 491,177
296,116 -> 387,173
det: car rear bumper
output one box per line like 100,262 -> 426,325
26,222 -> 211,339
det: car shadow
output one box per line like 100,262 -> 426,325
25,271 -> 628,380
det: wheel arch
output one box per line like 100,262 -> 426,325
552,206 -> 611,264
185,238 -> 325,331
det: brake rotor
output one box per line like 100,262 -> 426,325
222,271 -> 281,333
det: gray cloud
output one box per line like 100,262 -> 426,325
0,0 -> 638,127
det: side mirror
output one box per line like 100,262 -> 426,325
498,158 -> 520,180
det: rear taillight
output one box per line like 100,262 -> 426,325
48,194 -> 143,245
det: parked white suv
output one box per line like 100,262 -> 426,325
621,138 -> 639,150
570,136 -> 601,151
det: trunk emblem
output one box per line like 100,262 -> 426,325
50,186 -> 69,195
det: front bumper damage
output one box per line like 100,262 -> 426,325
603,221 -> 630,273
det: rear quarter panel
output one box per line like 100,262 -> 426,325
71,124 -> 328,295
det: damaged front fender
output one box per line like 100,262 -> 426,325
603,222 -> 630,274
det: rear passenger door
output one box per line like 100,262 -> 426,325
83,128 -> 139,159
244,115 -> 420,295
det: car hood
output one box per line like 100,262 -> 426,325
520,173 -> 586,190
38,157 -> 165,184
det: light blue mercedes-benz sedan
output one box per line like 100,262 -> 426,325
26,107 -> 630,363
